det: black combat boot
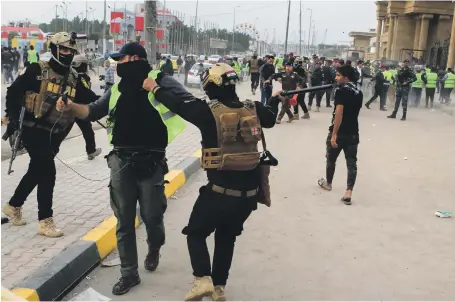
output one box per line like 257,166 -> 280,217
144,248 -> 160,272
387,112 -> 397,119
401,111 -> 407,121
112,272 -> 141,295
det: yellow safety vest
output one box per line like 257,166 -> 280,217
233,61 -> 241,74
425,68 -> 431,74
444,72 -> 455,88
106,70 -> 186,145
426,72 -> 437,88
412,73 -> 423,88
27,50 -> 38,63
382,70 -> 391,82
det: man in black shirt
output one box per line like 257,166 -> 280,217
259,55 -> 276,105
317,64 -> 363,205
308,60 -> 324,111
57,43 -> 186,295
142,63 -> 279,301
265,62 -> 305,123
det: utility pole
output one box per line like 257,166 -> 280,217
299,0 -> 302,55
194,0 -> 199,54
163,0 -> 167,53
55,5 -> 58,33
145,0 -> 157,64
284,0 -> 291,54
307,8 -> 312,55
85,0 -> 88,36
102,0 -> 106,52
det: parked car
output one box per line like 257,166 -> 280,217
187,63 -> 212,87
40,52 -> 52,62
208,55 -> 221,64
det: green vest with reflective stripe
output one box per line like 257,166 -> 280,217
233,61 -> 241,74
412,73 -> 423,88
27,50 -> 37,63
275,58 -> 283,69
106,70 -> 186,145
426,72 -> 437,88
444,72 -> 455,88
390,69 -> 398,85
425,68 -> 431,75
382,70 -> 392,81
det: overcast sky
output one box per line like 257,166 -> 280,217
1,0 -> 377,44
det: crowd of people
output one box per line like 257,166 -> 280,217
1,45 -> 39,84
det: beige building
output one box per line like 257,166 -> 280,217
375,0 -> 455,69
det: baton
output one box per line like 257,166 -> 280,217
280,84 -> 335,96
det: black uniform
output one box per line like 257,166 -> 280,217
292,65 -> 309,115
308,66 -> 324,108
5,60 -> 96,221
153,74 -> 279,287
365,70 -> 386,109
321,65 -> 335,107
268,71 -> 305,121
259,62 -> 275,105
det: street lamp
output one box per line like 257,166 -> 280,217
307,8 -> 312,55
232,5 -> 240,54
61,1 -> 69,31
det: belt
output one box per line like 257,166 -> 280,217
211,184 -> 258,198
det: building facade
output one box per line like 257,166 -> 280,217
375,0 -> 455,69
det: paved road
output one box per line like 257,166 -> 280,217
65,84 -> 455,300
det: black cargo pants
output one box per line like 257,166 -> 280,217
183,184 -> 257,286
107,151 -> 168,278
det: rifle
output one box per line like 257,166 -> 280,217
279,84 -> 335,96
2,106 -> 26,175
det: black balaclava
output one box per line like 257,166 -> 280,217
117,59 -> 151,93
49,44 -> 74,75
205,82 -> 240,105
74,63 -> 88,74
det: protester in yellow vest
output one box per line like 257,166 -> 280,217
411,67 -> 424,107
422,66 -> 438,108
442,68 -> 454,104
26,45 -> 39,65
56,42 -> 186,296
425,65 -> 431,75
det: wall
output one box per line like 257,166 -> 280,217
353,37 -> 370,52
427,15 -> 453,48
391,15 -> 415,60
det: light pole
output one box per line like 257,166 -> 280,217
284,0 -> 291,54
307,8 -> 312,55
59,5 -> 65,32
88,7 -> 94,36
232,5 -> 240,54
61,1 -> 68,32
194,0 -> 199,54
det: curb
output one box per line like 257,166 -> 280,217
10,150 -> 202,301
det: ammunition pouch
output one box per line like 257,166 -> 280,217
201,148 -> 261,171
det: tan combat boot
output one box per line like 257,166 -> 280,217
184,276 -> 214,301
38,218 -> 64,237
302,112 -> 310,119
292,114 -> 300,120
2,203 -> 26,226
212,285 -> 226,301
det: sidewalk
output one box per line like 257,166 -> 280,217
1,121 -> 201,289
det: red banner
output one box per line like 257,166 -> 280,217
111,11 -> 123,21
110,22 -> 120,34
1,32 -> 7,38
135,16 -> 144,31
156,29 -> 164,39
21,33 -> 27,39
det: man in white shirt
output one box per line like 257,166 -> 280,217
356,60 -> 364,89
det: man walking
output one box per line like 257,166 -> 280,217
411,67 -> 424,107
259,55 -> 275,105
317,64 -> 363,205
422,66 -> 437,108
248,52 -> 260,95
365,65 -> 387,110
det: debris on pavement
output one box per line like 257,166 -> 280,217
101,257 -> 121,267
435,211 -> 452,218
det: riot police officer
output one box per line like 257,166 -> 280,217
68,55 -> 102,160
265,61 -> 305,123
292,57 -> 310,119
2,32 -> 96,237
387,59 -> 416,121
142,63 -> 279,301
57,42 -> 186,295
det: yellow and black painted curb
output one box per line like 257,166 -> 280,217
8,150 -> 202,301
